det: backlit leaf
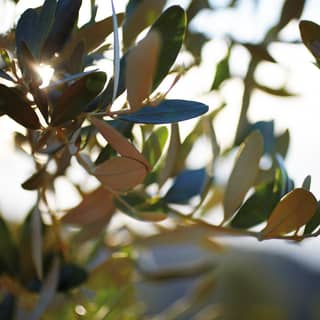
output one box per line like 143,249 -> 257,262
223,131 -> 264,220
42,0 -> 82,59
211,52 -> 230,91
262,188 -> 317,238
91,117 -> 150,169
230,181 -> 281,229
62,187 -> 115,225
299,20 -> 320,61
123,0 -> 166,48
0,84 -> 41,130
50,71 -> 106,126
118,99 -> 209,124
164,168 -> 207,204
150,6 -> 186,89
21,167 -> 50,190
126,30 -> 161,111
142,126 -> 168,167
95,157 -> 147,192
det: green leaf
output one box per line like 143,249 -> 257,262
150,6 -> 187,89
0,84 -> 41,129
211,52 -> 230,90
274,154 -> 294,196
302,175 -> 311,191
230,181 -> 281,229
274,129 -> 290,158
223,131 -> 264,220
304,201 -> 320,235
58,262 -> 88,291
255,82 -> 296,97
299,20 -> 320,61
118,99 -> 209,124
243,43 -> 275,63
164,168 -> 207,204
249,121 -> 274,154
277,0 -> 305,31
142,126 -> 168,167
123,0 -> 166,48
50,71 -> 106,126
42,0 -> 82,59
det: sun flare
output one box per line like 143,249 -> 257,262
36,64 -> 54,88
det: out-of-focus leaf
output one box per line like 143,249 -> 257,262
27,258 -> 59,320
304,202 -> 320,235
116,192 -> 168,221
261,188 -> 317,238
299,20 -> 320,61
95,157 -> 147,192
62,187 -> 115,225
123,0 -> 166,48
126,30 -> 161,111
0,294 -> 15,320
230,180 -> 281,229
0,216 -> 18,275
59,40 -> 85,74
277,0 -> 305,31
302,175 -> 311,191
142,126 -> 168,168
211,51 -> 230,91
274,154 -> 294,196
0,84 -> 41,130
58,13 -> 124,62
50,71 -> 106,126
42,0 -> 82,59
118,99 -> 209,124
243,43 -> 275,63
31,208 -> 43,280
164,168 -> 207,204
249,121 -> 274,154
150,6 -> 186,89
58,262 -> 87,291
185,31 -> 209,62
223,131 -> 264,220
91,117 -> 150,169
255,82 -> 296,97
274,129 -> 290,158
21,167 -> 50,190
0,70 -> 15,83
187,0 -> 210,22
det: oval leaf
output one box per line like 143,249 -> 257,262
62,187 -> 115,225
223,130 -> 264,220
299,20 -> 320,60
50,71 -> 106,126
118,99 -> 208,124
0,84 -> 41,130
95,157 -> 147,192
126,30 -> 161,111
262,188 -> 317,238
91,117 -> 150,169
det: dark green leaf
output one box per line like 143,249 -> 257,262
42,0 -> 82,59
243,43 -> 275,63
58,263 -> 88,291
274,129 -> 290,158
304,202 -> 320,235
277,0 -> 305,31
164,168 -> 207,204
249,121 -> 274,154
255,82 -> 296,97
0,84 -> 41,129
50,71 -> 106,126
230,181 -> 281,229
150,6 -> 187,89
118,99 -> 208,124
187,0 -> 210,22
299,20 -> 320,61
0,216 -> 18,275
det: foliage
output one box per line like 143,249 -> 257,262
0,0 -> 319,318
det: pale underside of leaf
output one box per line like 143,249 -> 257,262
223,130 -> 264,220
95,157 -> 147,192
91,117 -> 150,169
62,187 -> 115,225
126,30 -> 161,111
262,188 -> 317,238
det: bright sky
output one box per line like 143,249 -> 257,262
1,0 -> 320,267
